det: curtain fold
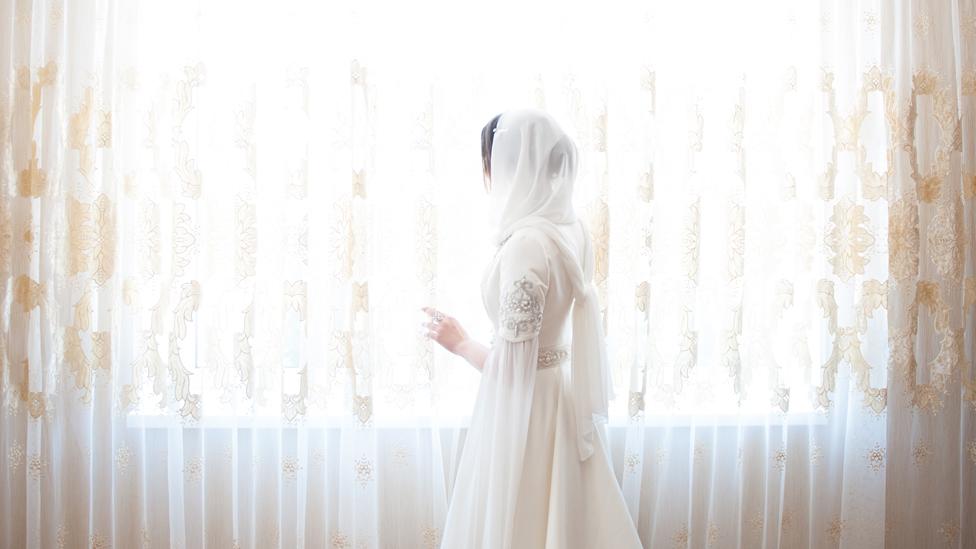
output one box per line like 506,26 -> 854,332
0,0 -> 972,548
883,0 -> 975,547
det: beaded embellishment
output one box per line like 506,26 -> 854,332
499,276 -> 544,339
537,347 -> 569,369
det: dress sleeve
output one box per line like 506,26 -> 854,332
495,230 -> 551,343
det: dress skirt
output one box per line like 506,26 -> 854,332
441,350 -> 643,549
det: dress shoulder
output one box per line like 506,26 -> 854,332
495,228 -> 551,343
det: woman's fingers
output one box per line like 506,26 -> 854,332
424,321 -> 442,337
421,307 -> 463,351
421,306 -> 450,322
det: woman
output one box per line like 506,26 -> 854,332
423,109 -> 643,548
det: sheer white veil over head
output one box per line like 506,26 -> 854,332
487,109 -> 579,244
486,108 -> 615,462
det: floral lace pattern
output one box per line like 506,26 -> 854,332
499,276 -> 544,340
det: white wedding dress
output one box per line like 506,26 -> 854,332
440,221 -> 643,549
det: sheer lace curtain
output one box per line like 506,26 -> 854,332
0,0 -> 973,548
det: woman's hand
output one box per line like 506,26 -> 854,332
421,307 -> 488,370
421,307 -> 468,354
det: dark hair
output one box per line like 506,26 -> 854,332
481,113 -> 503,190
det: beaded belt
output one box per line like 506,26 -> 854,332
538,345 -> 570,370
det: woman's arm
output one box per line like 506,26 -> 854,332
450,338 -> 489,371
421,306 -> 489,371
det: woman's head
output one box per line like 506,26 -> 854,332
481,109 -> 579,244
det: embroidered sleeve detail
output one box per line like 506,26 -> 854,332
499,275 -> 544,341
